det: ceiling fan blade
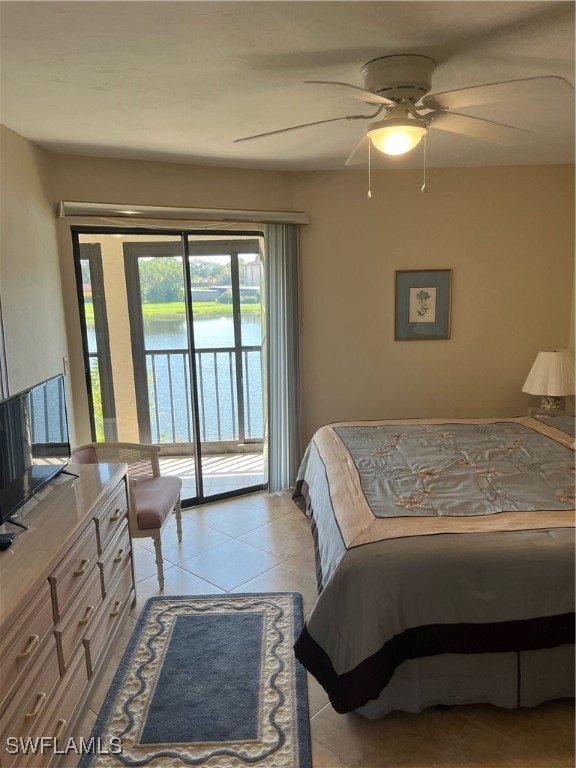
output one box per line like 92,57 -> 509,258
234,113 -> 372,144
422,75 -> 573,111
429,111 -> 529,145
345,135 -> 370,166
306,80 -> 395,106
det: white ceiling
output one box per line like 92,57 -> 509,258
0,1 -> 574,171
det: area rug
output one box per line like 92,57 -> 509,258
80,593 -> 311,767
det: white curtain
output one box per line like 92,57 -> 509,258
263,224 -> 301,492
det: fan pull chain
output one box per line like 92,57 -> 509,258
421,133 -> 428,193
367,140 -> 372,199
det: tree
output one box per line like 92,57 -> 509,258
139,258 -> 185,303
190,258 -> 231,286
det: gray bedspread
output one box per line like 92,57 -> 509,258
334,421 -> 574,518
533,413 -> 576,437
293,417 -> 575,715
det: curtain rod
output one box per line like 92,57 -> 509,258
58,201 -> 308,225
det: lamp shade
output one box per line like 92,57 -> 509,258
369,124 -> 427,156
521,349 -> 576,396
368,117 -> 427,156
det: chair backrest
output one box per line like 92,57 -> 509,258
70,445 -> 99,464
71,442 -> 160,479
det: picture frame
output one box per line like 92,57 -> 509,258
395,269 -> 452,341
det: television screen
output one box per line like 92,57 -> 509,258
0,374 -> 70,525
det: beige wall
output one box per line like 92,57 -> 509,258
0,126 -> 71,413
293,165 -> 575,440
1,126 -> 574,450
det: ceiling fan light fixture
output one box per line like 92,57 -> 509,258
368,119 -> 427,156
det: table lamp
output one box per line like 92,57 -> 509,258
521,349 -> 575,413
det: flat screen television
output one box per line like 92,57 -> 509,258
0,374 -> 71,526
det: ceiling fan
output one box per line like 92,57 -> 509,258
234,54 -> 571,164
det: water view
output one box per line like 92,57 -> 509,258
87,314 -> 264,444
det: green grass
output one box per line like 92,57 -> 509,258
82,300 -> 261,322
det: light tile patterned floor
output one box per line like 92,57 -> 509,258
80,492 -> 575,768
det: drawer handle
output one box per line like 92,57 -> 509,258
79,605 -> 95,626
25,692 -> 47,720
113,548 -> 125,563
73,559 -> 90,577
109,509 -> 122,522
110,600 -> 122,618
54,719 -> 67,740
17,634 -> 39,660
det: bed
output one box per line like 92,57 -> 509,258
293,416 -> 575,718
532,412 -> 576,439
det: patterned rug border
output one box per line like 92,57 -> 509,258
80,592 -> 311,768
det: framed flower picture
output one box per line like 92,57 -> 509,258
395,269 -> 452,340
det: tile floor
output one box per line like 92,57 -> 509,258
79,491 -> 575,768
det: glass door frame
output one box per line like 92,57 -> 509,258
71,226 -> 265,506
187,238 -> 262,448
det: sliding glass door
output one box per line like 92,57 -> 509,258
74,230 -> 265,505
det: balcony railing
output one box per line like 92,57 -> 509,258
89,346 -> 263,446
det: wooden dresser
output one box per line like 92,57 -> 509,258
0,464 -> 136,767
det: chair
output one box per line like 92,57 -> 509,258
70,442 -> 183,590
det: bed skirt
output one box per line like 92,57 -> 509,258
356,644 -> 575,719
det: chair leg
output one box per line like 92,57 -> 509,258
175,498 -> 183,543
151,530 -> 165,591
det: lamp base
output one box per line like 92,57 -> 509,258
529,396 -> 566,417
540,396 -> 566,412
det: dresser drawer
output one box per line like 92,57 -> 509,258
36,647 -> 88,765
0,582 -> 54,717
49,525 -> 99,624
99,521 -> 131,596
54,567 -> 103,675
93,481 -> 128,554
84,564 -> 134,678
0,638 -> 61,768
